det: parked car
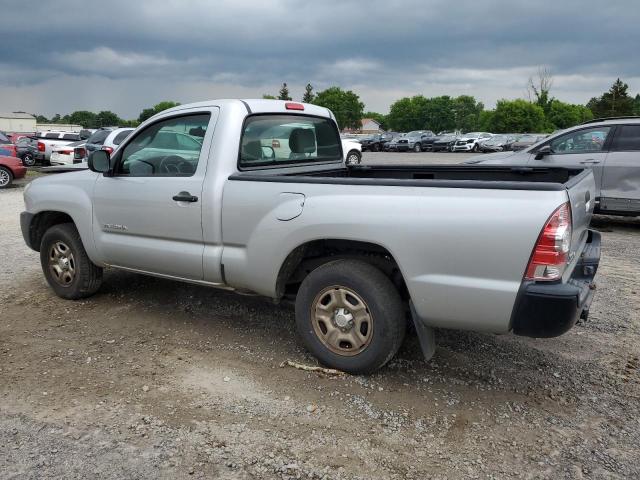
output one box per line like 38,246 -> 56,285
342,139 -> 362,165
100,128 -> 134,155
396,131 -> 435,152
465,117 -> 640,216
15,136 -> 38,166
384,134 -> 406,151
34,131 -> 82,164
84,128 -> 116,157
359,133 -> 395,152
431,133 -> 459,152
50,141 -> 87,166
20,99 -> 600,374
479,134 -> 517,153
0,131 -> 18,157
508,134 -> 548,151
0,154 -> 27,188
451,132 -> 493,152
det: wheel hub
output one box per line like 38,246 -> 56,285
333,308 -> 354,329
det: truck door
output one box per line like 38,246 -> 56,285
92,111 -> 216,280
600,124 -> 640,214
530,125 -> 613,193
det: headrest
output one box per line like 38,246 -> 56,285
289,128 -> 316,154
242,140 -> 263,160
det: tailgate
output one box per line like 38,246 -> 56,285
566,169 -> 596,264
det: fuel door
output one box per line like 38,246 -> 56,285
274,192 -> 306,221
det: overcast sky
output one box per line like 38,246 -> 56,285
1,0 -> 638,119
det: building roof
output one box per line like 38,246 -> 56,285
0,112 -> 35,120
361,118 -> 381,126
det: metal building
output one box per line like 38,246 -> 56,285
0,112 -> 37,133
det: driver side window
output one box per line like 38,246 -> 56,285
549,127 -> 611,154
117,113 -> 210,177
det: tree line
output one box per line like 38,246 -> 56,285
34,101 -> 181,129
34,77 -> 640,134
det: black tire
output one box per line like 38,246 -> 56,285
0,166 -> 13,189
414,143 -> 422,152
346,150 -> 361,165
472,143 -> 479,152
22,153 -> 36,167
373,143 -> 381,152
295,259 -> 406,374
40,223 -> 103,300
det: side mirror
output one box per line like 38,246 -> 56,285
88,150 -> 111,173
535,145 -> 552,160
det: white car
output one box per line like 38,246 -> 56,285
100,128 -> 134,155
451,132 -> 493,152
342,139 -> 362,165
49,141 -> 86,166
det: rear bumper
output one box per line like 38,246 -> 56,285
511,230 -> 601,338
12,164 -> 27,179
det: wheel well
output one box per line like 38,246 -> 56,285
276,239 -> 408,301
28,211 -> 74,251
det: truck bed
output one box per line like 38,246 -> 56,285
230,164 -> 589,191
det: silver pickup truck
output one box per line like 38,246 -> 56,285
20,99 -> 601,374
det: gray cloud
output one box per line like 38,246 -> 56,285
0,0 -> 638,118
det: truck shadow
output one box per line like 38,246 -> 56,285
591,214 -> 640,232
98,268 -> 610,399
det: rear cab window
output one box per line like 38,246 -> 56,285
612,125 -> 640,151
239,115 -> 342,169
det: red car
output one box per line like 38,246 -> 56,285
0,155 -> 27,188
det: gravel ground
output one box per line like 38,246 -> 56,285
1,157 -> 639,479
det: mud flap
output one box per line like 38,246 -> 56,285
409,301 -> 436,361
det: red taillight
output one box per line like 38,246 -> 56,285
525,203 -> 572,281
37,141 -> 45,152
285,102 -> 304,111
102,146 -> 113,154
74,147 -> 86,160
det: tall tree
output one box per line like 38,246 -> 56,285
634,94 -> 640,116
588,78 -> 634,118
488,99 -> 546,133
527,67 -> 554,115
138,101 -> 180,123
546,100 -> 593,130
451,95 -> 484,131
302,83 -> 314,103
95,111 -> 123,128
66,110 -> 98,128
278,83 -> 292,101
313,86 -> 364,130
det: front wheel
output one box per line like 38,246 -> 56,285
40,223 -> 103,299
346,150 -> 362,165
472,143 -> 479,152
295,259 -> 406,374
0,166 -> 13,189
414,143 -> 422,152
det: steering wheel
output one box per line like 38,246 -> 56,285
159,155 -> 193,175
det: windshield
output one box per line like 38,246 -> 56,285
239,115 -> 341,168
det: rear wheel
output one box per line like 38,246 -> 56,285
22,153 -> 36,167
373,143 -> 381,152
346,150 -> 362,165
40,223 -> 103,299
295,259 -> 406,374
0,166 -> 13,189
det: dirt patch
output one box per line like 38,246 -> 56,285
1,183 -> 639,479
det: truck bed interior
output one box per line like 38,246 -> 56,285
231,165 -> 588,191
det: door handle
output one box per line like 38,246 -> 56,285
172,191 -> 198,202
580,160 -> 600,164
